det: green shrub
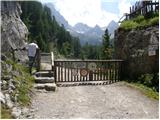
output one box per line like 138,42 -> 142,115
120,20 -> 138,30
151,73 -> 159,92
138,73 -> 159,92
120,15 -> 159,30
133,15 -> 145,23
149,17 -> 159,26
138,19 -> 148,27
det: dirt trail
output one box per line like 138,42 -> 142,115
29,82 -> 158,119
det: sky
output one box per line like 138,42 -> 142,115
40,0 -> 137,27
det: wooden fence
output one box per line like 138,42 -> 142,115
54,60 -> 124,83
119,0 -> 159,22
127,0 -> 159,19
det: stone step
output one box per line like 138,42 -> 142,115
35,71 -> 54,77
34,83 -> 57,91
34,77 -> 55,83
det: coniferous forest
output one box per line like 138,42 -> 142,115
20,1 -> 81,58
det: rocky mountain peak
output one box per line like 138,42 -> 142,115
73,23 -> 92,33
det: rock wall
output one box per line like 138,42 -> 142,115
1,1 -> 28,62
1,2 -> 32,118
114,26 -> 159,79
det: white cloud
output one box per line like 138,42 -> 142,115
42,0 -> 133,27
53,0 -> 119,27
118,0 -> 132,17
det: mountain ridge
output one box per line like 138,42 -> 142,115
45,3 -> 119,45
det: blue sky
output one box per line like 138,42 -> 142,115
40,0 -> 137,27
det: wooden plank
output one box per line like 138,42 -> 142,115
64,62 -> 66,82
104,62 -> 107,80
68,62 -> 70,82
61,62 -> 64,81
109,62 -> 112,83
120,61 -> 123,81
71,64 -> 73,82
115,61 -> 117,82
118,62 -> 121,81
54,61 -> 57,83
76,68 -> 78,81
100,62 -> 103,81
58,62 -> 60,82
51,52 -> 54,68
113,62 -> 116,83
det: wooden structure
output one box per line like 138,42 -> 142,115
37,52 -> 54,71
119,0 -> 159,23
37,52 -> 124,83
54,60 -> 123,83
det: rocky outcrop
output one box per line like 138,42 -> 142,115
1,59 -> 28,118
1,2 -> 31,118
115,26 -> 159,79
1,1 -> 28,62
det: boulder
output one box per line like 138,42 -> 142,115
45,83 -> 57,91
0,92 -> 5,104
5,94 -> 13,108
12,107 -> 21,118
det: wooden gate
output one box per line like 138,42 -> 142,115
54,60 -> 123,83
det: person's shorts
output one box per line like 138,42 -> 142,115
29,56 -> 35,67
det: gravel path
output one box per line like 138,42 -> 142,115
29,82 -> 158,119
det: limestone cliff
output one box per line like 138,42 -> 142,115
1,1 -> 28,62
1,2 -> 32,118
114,26 -> 159,79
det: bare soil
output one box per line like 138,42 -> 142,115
29,82 -> 159,119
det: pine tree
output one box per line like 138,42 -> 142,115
102,29 -> 113,59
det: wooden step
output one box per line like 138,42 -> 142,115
35,71 -> 54,77
34,83 -> 57,91
34,77 -> 55,83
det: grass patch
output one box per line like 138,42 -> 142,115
4,59 -> 35,106
120,15 -> 159,30
124,81 -> 159,100
0,105 -> 13,119
120,20 -> 138,30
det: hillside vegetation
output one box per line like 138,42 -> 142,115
20,1 -> 81,58
120,13 -> 159,30
1,58 -> 34,118
20,1 -> 112,60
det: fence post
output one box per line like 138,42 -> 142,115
51,52 -> 54,71
36,49 -> 41,72
54,61 -> 57,83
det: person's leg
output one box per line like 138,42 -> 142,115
29,56 -> 34,74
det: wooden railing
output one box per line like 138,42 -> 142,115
54,60 -> 124,83
119,0 -> 159,22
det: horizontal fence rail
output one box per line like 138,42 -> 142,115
54,60 -> 123,83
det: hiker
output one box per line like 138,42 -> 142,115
28,41 -> 39,74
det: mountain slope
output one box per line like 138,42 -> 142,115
45,3 -> 121,45
45,3 -> 72,29
107,20 -> 119,36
